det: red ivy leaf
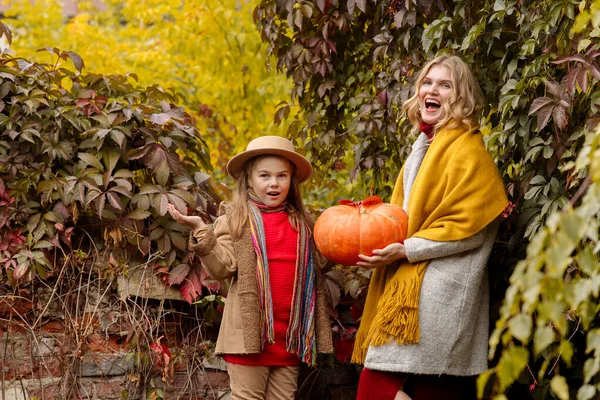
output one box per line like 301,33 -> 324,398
199,267 -> 221,292
529,99 -> 555,132
180,266 -> 204,304
0,22 -> 12,46
315,0 -> 326,12
333,337 -> 355,364
546,80 -> 562,98
564,67 -> 582,95
76,99 -> 90,108
13,263 -> 29,280
168,263 -> 190,286
378,89 -> 388,107
149,113 -> 172,125
144,145 -> 168,171
165,150 -> 181,175
536,105 -> 554,132
66,51 -> 84,73
347,0 -> 356,15
574,67 -> 588,94
590,64 -> 600,80
552,104 -> 568,131
325,277 -> 341,308
351,304 -> 363,323
150,337 -> 171,366
356,0 -> 367,13
126,146 -> 151,161
528,97 -> 554,116
552,54 -> 588,65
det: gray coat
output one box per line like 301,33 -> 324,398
364,133 -> 498,376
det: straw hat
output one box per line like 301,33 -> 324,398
226,136 -> 313,183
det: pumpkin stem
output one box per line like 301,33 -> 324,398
338,196 -> 383,213
361,196 -> 383,206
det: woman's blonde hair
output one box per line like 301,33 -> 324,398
402,55 -> 484,132
229,155 -> 314,238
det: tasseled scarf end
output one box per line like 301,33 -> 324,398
351,274 -> 421,364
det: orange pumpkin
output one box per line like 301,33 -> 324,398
314,196 -> 408,266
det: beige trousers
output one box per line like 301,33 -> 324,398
227,363 -> 300,400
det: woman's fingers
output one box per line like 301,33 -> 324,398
356,242 -> 407,268
357,253 -> 387,268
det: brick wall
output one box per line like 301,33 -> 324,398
0,269 -> 231,400
0,267 -> 358,399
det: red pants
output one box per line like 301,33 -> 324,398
356,368 -> 477,400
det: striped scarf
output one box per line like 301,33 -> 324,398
247,191 -> 317,365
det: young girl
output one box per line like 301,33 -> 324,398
167,135 -> 333,400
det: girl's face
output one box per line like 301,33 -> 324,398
418,64 -> 454,125
248,156 -> 292,208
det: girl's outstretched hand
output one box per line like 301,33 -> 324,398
167,203 -> 206,230
356,242 -> 407,268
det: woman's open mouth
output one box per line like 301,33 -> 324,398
425,99 -> 441,111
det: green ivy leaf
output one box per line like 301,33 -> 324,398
534,325 -> 555,355
550,375 -> 569,400
79,152 -> 104,171
127,208 -> 152,220
508,313 -> 532,343
577,384 -> 596,400
583,357 -> 600,384
497,346 -> 528,391
155,160 -> 171,187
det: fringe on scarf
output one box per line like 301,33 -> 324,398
351,271 -> 421,364
247,191 -> 317,366
286,240 -> 317,366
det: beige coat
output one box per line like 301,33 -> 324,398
189,203 -> 333,357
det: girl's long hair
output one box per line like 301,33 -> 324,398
402,55 -> 484,133
229,155 -> 314,239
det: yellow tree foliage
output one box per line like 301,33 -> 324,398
3,0 -> 294,183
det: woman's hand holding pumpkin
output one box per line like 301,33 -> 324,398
356,242 -> 407,268
167,203 -> 205,230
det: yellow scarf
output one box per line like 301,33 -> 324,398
352,122 -> 508,363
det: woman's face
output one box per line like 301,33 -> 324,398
248,156 -> 292,208
418,64 -> 454,125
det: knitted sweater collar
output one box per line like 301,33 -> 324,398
419,122 -> 435,139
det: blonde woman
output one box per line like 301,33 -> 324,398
353,56 -> 508,400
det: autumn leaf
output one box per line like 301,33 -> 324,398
13,262 -> 29,280
180,265 -> 204,304
199,267 -> 221,292
168,263 -> 190,286
334,336 -> 355,364
325,277 -> 341,309
66,51 -> 84,73
0,21 -> 12,46
150,336 -> 172,384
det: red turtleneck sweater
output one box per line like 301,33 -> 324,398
223,211 -> 300,366
420,122 -> 435,139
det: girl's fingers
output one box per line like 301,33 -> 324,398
167,203 -> 205,229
